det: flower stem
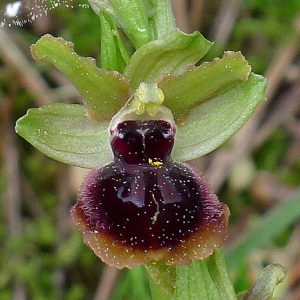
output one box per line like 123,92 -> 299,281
206,248 -> 237,300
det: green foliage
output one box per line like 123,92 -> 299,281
226,189 -> 300,271
232,0 -> 300,73
254,129 -> 289,171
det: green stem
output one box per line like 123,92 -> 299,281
206,248 -> 237,300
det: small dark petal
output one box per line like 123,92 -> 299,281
144,121 -> 174,160
71,119 -> 229,268
111,121 -> 145,165
111,120 -> 174,166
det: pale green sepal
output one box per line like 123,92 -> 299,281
15,104 -> 112,169
124,29 -> 213,90
172,73 -> 267,162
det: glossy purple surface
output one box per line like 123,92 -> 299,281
75,120 -> 225,251
111,120 -> 174,166
77,161 -> 223,250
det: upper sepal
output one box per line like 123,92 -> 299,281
124,29 -> 213,90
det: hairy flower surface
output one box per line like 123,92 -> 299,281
71,98 -> 229,268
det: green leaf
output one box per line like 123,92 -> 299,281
175,260 -> 220,300
237,264 -> 287,300
15,104 -> 112,169
124,29 -> 213,90
99,10 -> 129,72
173,250 -> 236,300
89,0 -> 153,48
160,51 -> 251,123
31,34 -> 131,122
226,188 -> 300,270
146,251 -> 237,300
172,73 -> 267,162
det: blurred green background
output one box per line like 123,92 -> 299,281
0,0 -> 300,299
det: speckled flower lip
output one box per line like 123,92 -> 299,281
70,83 -> 229,268
71,115 -> 229,268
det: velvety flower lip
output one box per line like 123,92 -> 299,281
70,115 -> 230,269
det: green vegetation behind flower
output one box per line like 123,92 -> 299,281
13,0 -> 291,299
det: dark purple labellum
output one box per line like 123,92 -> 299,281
71,119 -> 229,268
